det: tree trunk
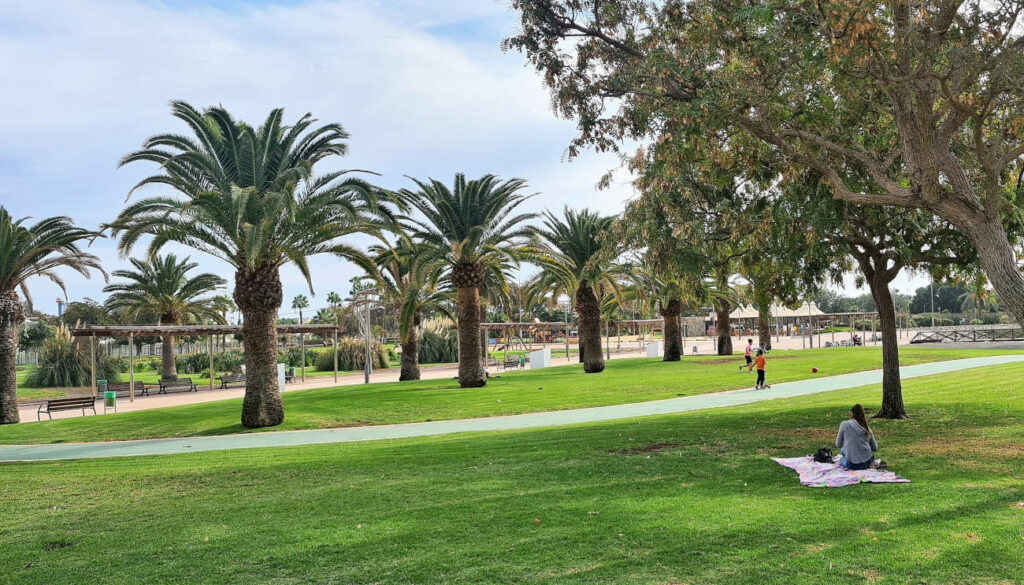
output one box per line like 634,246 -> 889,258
962,215 -> 1024,328
234,264 -> 285,428
756,298 -> 772,350
456,287 -> 486,387
160,315 -> 177,381
400,313 -> 421,382
715,299 -> 733,356
575,282 -> 605,373
0,292 -> 25,424
867,271 -> 907,419
661,298 -> 682,361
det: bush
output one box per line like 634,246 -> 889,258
314,339 -> 389,371
24,326 -> 120,388
176,351 -> 246,374
278,347 -> 318,368
418,327 -> 458,364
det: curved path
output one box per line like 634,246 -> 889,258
3,354 -> 1022,462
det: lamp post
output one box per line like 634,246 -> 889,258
930,280 -> 935,327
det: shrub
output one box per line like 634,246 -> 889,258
24,325 -> 121,387
314,339 -> 389,371
176,351 -> 246,374
279,347 -> 317,368
418,326 -> 458,364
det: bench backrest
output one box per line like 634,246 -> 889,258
162,377 -> 193,385
47,396 -> 95,407
107,381 -> 144,390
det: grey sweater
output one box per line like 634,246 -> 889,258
835,419 -> 878,465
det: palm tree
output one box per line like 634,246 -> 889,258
629,265 -> 689,361
326,291 -> 342,308
103,254 -> 228,381
368,240 -> 452,381
292,294 -> 309,324
108,102 -> 389,428
397,173 -> 536,387
531,207 -> 621,373
959,278 -> 997,321
0,207 -> 103,424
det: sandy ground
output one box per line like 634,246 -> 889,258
14,329 -> 929,424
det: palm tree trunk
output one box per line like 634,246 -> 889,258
0,292 -> 25,424
661,298 -> 682,362
234,264 -> 285,428
456,286 -> 486,387
400,313 -> 421,382
576,282 -> 605,373
160,316 -> 177,381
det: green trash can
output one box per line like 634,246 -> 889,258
104,390 -> 117,413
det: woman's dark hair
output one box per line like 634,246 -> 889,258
851,404 -> 871,438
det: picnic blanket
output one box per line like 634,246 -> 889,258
772,456 -> 910,488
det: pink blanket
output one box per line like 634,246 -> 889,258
772,456 -> 910,488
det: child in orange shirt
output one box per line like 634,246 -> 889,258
754,349 -> 768,389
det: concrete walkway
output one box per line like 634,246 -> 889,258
3,354 -> 1021,462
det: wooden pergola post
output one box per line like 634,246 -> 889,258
300,331 -> 306,383
208,335 -> 214,391
128,333 -> 135,403
333,330 -> 339,384
90,336 -> 97,398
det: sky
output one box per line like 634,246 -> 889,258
0,0 -> 929,319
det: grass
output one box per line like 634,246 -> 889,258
1,346 -> 1018,445
2,362 -> 1023,584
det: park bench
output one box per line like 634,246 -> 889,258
37,396 -> 96,420
158,377 -> 198,394
107,381 -> 148,397
498,356 -> 522,372
218,373 -> 246,389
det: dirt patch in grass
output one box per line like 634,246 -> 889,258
608,442 -> 681,455
910,437 -> 1024,458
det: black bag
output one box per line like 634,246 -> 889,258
812,447 -> 834,463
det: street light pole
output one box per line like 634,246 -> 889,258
930,280 -> 935,327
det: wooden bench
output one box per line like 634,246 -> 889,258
498,356 -> 522,372
37,396 -> 96,420
218,373 -> 246,389
158,377 -> 198,394
107,381 -> 148,398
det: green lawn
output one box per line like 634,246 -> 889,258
2,361 -> 1022,584
2,346 -> 1019,445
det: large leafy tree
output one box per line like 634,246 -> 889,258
397,174 -> 536,387
785,172 -> 975,418
508,0 -> 1024,331
531,207 -> 621,372
108,102 -> 388,428
0,207 -> 103,424
367,240 -> 452,381
103,254 -> 229,381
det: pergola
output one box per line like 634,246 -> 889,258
72,324 -> 345,401
479,318 -> 665,360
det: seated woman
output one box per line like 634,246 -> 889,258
835,404 -> 878,470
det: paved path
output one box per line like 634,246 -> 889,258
3,354 -> 1021,462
